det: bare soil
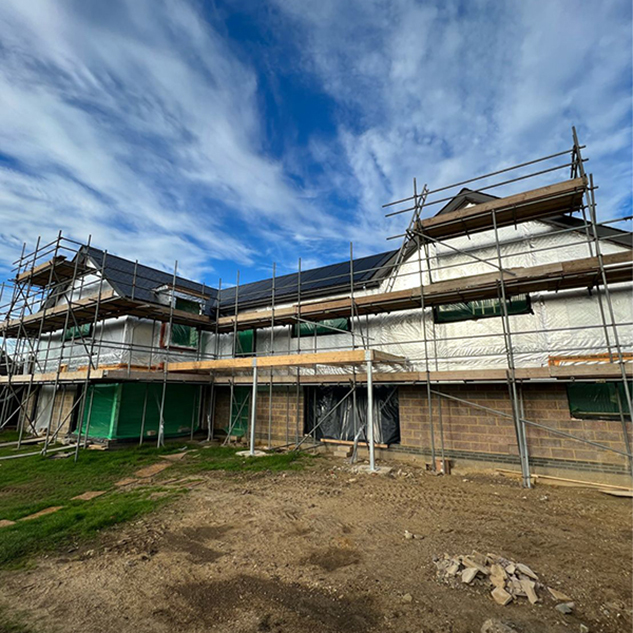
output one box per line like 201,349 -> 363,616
1,457 -> 631,633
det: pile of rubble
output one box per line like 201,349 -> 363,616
434,551 -> 574,612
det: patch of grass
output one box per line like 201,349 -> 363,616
173,446 -> 305,474
0,441 -> 175,520
0,431 -> 305,569
0,430 -> 21,445
0,488 -> 179,569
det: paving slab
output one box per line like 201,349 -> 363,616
114,477 -> 139,487
548,587 -> 572,602
71,490 -> 107,501
19,506 -> 64,521
161,452 -> 188,462
491,586 -> 512,606
134,462 -> 172,478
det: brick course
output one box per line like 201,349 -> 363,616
213,386 -> 304,444
399,383 -> 630,471
212,382 -> 631,476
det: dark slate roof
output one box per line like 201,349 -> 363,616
84,247 -> 218,316
218,250 -> 398,314
80,246 -> 398,316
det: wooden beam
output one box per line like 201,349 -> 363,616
7,359 -> 626,386
14,256 -> 91,286
0,368 -> 214,385
0,290 -> 216,336
206,363 -> 632,385
416,178 -> 587,240
166,349 -> 407,374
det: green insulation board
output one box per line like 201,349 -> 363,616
81,384 -> 119,439
82,382 -> 200,440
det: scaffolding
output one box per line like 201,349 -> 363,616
0,128 -> 631,483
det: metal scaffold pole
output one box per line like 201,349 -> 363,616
572,127 -> 633,479
366,350 -> 376,472
158,260 -> 178,448
249,359 -> 258,455
492,212 -> 531,488
411,179 -> 437,472
75,249 -> 108,461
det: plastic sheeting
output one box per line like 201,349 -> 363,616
236,220 -> 632,375
305,386 -> 400,445
18,220 -> 633,378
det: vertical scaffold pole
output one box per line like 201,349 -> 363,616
158,260 -> 178,448
366,350 -> 376,472
139,384 -> 149,446
44,235 -> 92,455
491,212 -> 531,488
75,249 -> 108,461
268,263 -> 276,447
572,127 -> 632,477
295,258 -> 301,445
249,359 -> 258,455
412,179 -> 436,471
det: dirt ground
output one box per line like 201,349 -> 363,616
1,456 -> 631,633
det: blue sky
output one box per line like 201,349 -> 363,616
0,0 -> 630,288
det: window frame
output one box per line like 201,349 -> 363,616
166,296 -> 201,350
432,295 -> 532,324
291,317 -> 351,338
63,323 -> 93,342
235,329 -> 255,357
567,381 -> 632,421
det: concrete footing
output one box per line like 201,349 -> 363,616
236,450 -> 268,458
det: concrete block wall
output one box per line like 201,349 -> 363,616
212,386 -> 304,444
50,387 -> 78,436
22,386 -> 77,436
212,382 -> 631,478
399,383 -> 630,474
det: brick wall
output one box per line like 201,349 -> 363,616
212,386 -> 305,445
399,383 -> 631,473
212,382 -> 630,476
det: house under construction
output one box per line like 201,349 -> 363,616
0,129 -> 631,487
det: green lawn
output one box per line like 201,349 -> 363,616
0,431 -> 305,570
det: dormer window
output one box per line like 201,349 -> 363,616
169,297 -> 200,349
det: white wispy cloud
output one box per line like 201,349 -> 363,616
270,0 -> 632,251
0,0 -> 629,285
0,0 -> 342,279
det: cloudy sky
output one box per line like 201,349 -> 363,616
0,0 -> 630,287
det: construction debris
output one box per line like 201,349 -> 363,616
547,587 -> 572,602
491,586 -> 513,606
434,551 -> 572,611
481,619 -> 519,633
